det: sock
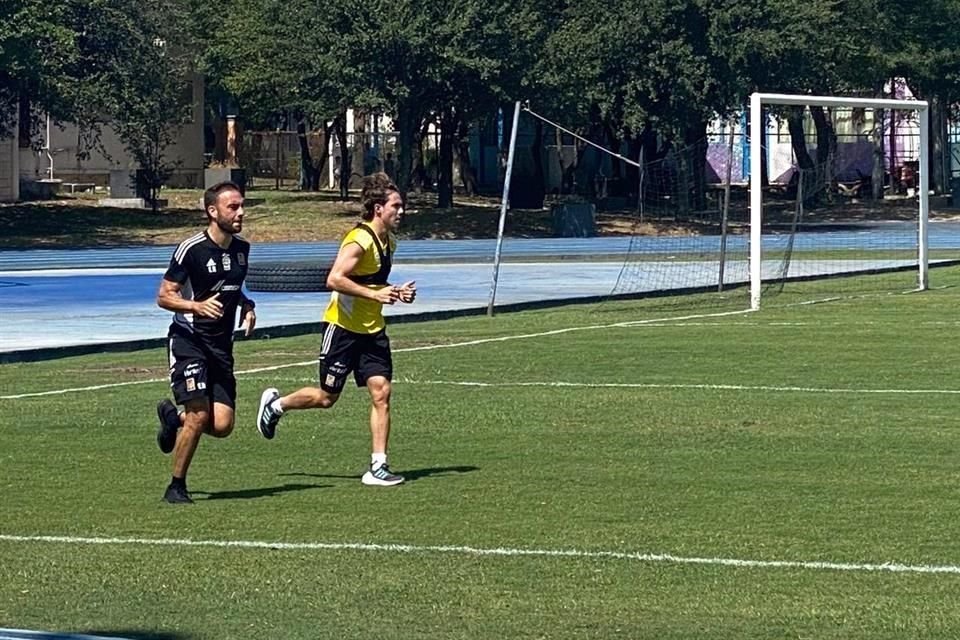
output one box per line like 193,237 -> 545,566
371,453 -> 387,469
269,399 -> 284,415
170,475 -> 186,489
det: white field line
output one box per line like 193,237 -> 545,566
0,309 -> 751,400
8,308 -> 960,401
393,380 -> 960,395
0,533 -> 958,575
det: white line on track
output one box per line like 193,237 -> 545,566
0,533 -> 957,575
0,309 -> 752,400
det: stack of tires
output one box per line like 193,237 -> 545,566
245,262 -> 331,293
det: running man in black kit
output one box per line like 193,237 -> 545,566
154,181 -> 256,504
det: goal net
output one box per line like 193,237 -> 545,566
747,93 -> 932,309
607,93 -> 936,310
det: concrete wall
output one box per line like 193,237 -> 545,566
18,74 -> 205,189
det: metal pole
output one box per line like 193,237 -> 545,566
749,93 -> 763,310
919,105 -> 930,290
636,145 -> 645,223
487,101 -> 522,317
45,114 -> 54,180
275,128 -> 281,190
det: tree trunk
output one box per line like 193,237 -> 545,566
872,109 -> 885,201
437,107 -> 457,208
395,100 -> 418,197
352,110 -> 367,182
787,106 -> 815,171
297,118 -> 319,191
409,117 -> 434,193
510,119 -> 546,209
211,112 -> 227,164
333,113 -> 351,200
457,118 -> 478,196
557,126 -> 578,195
603,121 -> 622,183
787,106 -> 816,204
810,106 -> 836,201
931,94 -> 947,194
683,119 -> 708,211
314,120 -> 337,191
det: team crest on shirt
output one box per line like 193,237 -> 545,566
237,253 -> 246,266
221,254 -> 231,270
206,258 -> 217,273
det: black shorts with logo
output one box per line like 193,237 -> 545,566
317,322 -> 392,393
167,327 -> 237,408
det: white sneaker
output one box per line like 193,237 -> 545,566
257,388 -> 281,439
361,464 -> 405,486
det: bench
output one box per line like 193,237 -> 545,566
62,182 -> 97,194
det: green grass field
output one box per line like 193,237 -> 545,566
4,270 -> 960,639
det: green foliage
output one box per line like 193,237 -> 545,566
9,0 -> 960,192
1,0 -> 194,200
0,0 -> 97,136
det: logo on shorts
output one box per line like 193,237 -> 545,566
325,374 -> 337,387
186,377 -> 196,392
206,258 -> 217,273
221,254 -> 231,270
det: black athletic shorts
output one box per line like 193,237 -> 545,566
317,322 -> 392,393
167,328 -> 237,408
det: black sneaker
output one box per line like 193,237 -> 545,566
257,388 -> 282,439
361,463 -> 405,487
156,399 -> 181,454
162,483 -> 193,504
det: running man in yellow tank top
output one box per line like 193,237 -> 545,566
255,173 -> 416,486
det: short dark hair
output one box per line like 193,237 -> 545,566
360,172 -> 399,221
203,181 -> 242,213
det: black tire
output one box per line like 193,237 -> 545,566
246,261 -> 332,293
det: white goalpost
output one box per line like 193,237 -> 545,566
749,93 -> 930,310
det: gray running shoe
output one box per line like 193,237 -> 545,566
361,464 -> 405,487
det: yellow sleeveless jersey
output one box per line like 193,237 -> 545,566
322,225 -> 396,334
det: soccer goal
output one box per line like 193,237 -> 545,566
748,93 -> 932,310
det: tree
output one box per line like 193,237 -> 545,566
0,0 -> 93,138
2,0 -> 196,203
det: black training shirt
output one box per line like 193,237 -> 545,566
164,230 -> 251,339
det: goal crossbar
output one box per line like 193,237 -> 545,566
749,92 -> 931,310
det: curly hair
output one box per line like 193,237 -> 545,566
360,172 -> 400,221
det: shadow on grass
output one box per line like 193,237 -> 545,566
192,482 -> 331,500
250,190 -> 350,205
80,629 -> 193,640
279,465 -> 479,483
18,632 -> 193,640
0,202 -> 205,249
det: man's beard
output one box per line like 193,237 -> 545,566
217,218 -> 241,234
